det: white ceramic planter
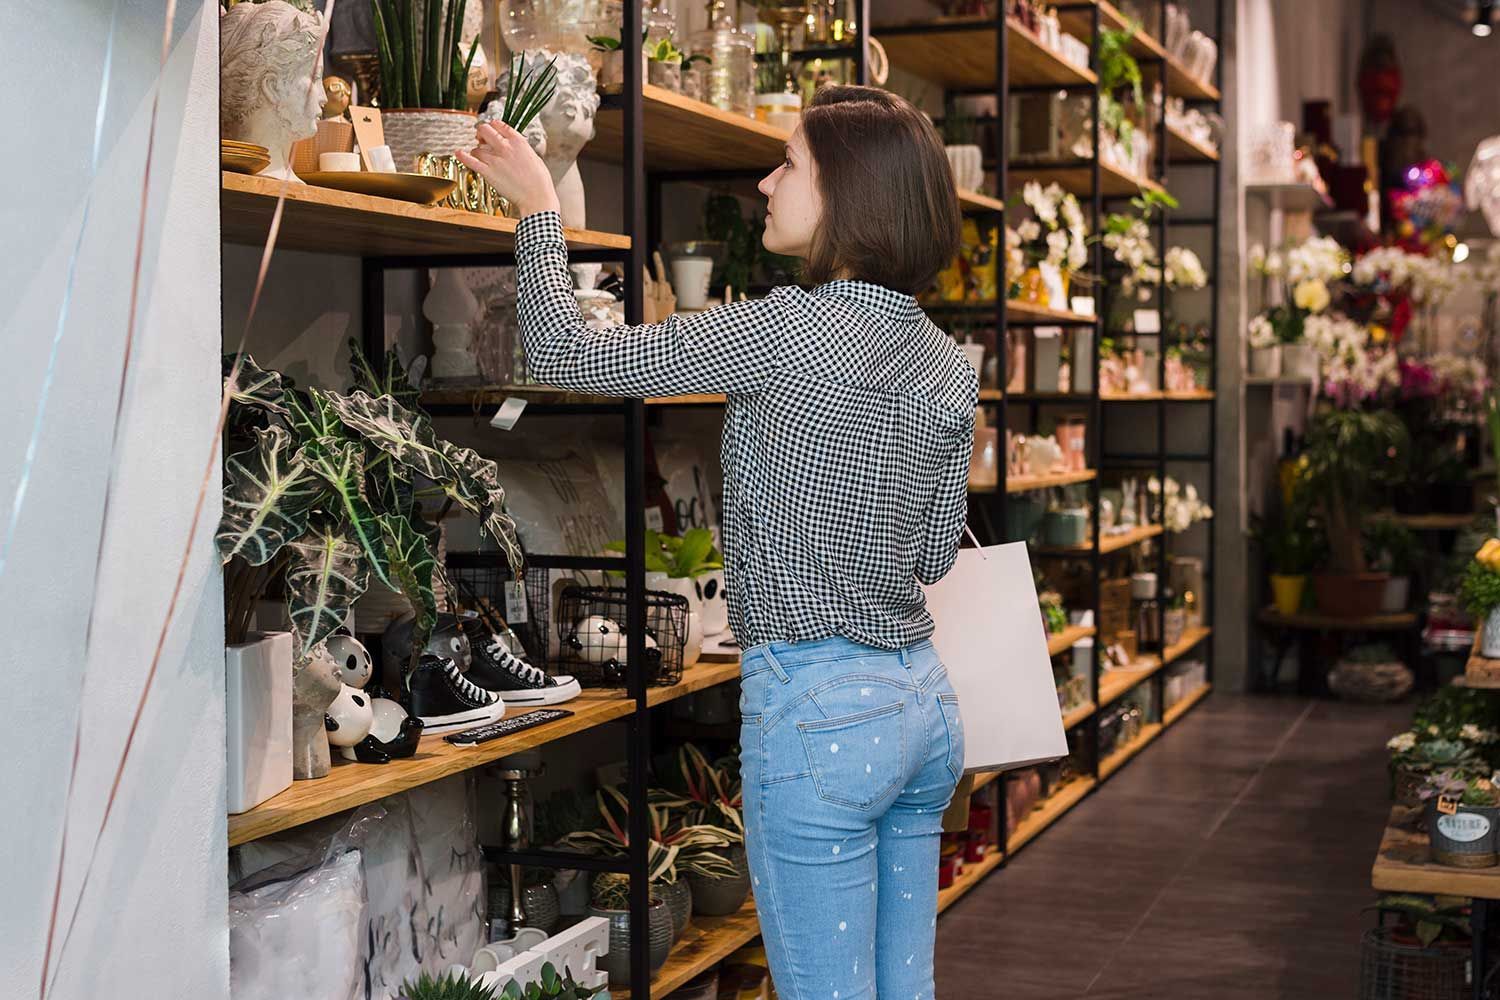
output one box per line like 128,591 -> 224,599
382,108 -> 479,174
646,572 -> 703,667
1484,608 -> 1500,659
225,631 -> 294,814
695,568 -> 730,638
944,144 -> 984,191
1382,575 -> 1411,614
1248,345 -> 1282,377
1282,343 -> 1320,381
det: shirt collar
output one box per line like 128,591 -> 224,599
813,279 -> 923,323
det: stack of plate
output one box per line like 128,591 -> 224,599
222,139 -> 270,175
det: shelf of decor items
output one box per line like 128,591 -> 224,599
1098,722 -> 1163,779
1163,683 -> 1213,727
1009,162 -> 1166,200
1101,390 -> 1216,401
937,848 -> 1005,915
1097,625 -> 1212,707
1034,522 -> 1165,556
614,896 -> 762,1000
226,657 -> 741,847
1054,0 -> 1220,101
1047,623 -> 1097,656
221,172 -> 630,257
1166,125 -> 1220,164
1007,776 -> 1097,854
1007,469 -> 1098,494
421,386 -> 729,409
875,17 -> 1098,90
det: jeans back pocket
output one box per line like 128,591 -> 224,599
936,692 -> 965,786
797,701 -> 906,810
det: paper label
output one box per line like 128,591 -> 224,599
644,506 -> 666,532
1437,794 -> 1460,816
1134,309 -> 1161,334
1034,325 -> 1063,340
489,396 -> 528,430
1437,810 -> 1490,842
1070,296 -> 1096,317
503,580 -> 528,624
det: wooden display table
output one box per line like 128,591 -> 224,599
1253,606 -> 1421,695
1372,804 -> 1497,999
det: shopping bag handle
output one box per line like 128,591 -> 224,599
964,523 -> 987,559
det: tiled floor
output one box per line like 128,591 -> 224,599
934,693 -> 1410,998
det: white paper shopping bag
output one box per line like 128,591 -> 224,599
922,539 -> 1068,773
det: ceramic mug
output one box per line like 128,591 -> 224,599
670,257 -> 714,310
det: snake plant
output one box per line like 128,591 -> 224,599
218,342 -> 522,665
370,0 -> 480,110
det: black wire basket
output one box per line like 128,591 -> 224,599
1359,927 -> 1471,999
554,585 -> 688,688
446,552 -> 555,669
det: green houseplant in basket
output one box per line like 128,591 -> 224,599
369,0 -> 485,171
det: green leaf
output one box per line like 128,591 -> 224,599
217,426 -> 322,567
223,353 -> 288,414
438,440 -> 524,574
381,512 -> 438,667
285,387 -> 346,442
299,437 -> 395,590
541,964 -> 560,991
673,527 -> 715,577
348,337 -> 421,411
286,515 -> 369,654
326,390 -> 451,482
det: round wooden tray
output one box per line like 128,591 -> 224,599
296,170 -> 456,205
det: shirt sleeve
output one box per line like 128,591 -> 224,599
514,210 -> 787,396
915,388 -> 977,586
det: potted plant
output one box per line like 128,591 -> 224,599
1419,771 -> 1500,868
1364,894 -> 1471,949
1462,539 -> 1500,656
369,0 -> 486,171
1013,181 -> 1088,308
218,346 -> 522,673
398,970 -> 499,1000
500,963 -> 604,1000
1388,734 -> 1485,806
646,36 -> 685,90
1251,499 -> 1323,616
1248,314 -> 1281,377
1366,519 -> 1420,613
672,744 -> 752,916
1301,408 -> 1409,617
1248,236 -> 1349,381
585,872 -> 675,986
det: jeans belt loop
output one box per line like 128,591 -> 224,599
761,645 -> 791,684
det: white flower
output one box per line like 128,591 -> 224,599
1429,725 -> 1441,736
1018,219 -> 1041,242
1249,314 -> 1277,349
1045,228 -> 1070,267
1165,246 -> 1208,289
1386,732 -> 1417,753
1462,724 -> 1499,744
1249,243 -> 1266,271
1293,278 -> 1330,313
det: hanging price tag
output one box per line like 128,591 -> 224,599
489,396 -> 528,431
644,505 -> 666,532
1438,794 -> 1460,816
1133,309 -> 1161,334
504,580 -> 528,624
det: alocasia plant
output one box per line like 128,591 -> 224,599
218,341 -> 523,670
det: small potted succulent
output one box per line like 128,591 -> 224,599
1388,734 -> 1485,806
585,871 -> 674,986
1463,539 -> 1500,657
1419,771 -> 1500,868
398,970 -> 499,1000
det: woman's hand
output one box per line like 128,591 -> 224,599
457,121 -> 560,218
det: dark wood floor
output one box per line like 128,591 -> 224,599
934,693 -> 1410,998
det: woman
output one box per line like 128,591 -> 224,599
459,85 -> 975,1000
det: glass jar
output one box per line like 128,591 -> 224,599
501,0 -> 610,54
692,0 -> 757,115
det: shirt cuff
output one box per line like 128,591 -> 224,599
516,209 -> 565,247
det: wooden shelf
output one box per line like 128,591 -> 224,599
971,769 -> 1002,793
1048,623 -> 1097,657
1381,512 -> 1478,531
221,172 -> 629,258
1004,298 -> 1099,324
227,657 -> 740,846
1008,469 -> 1097,494
1163,683 -> 1212,727
1101,390 -> 1214,402
1099,722 -> 1163,779
1007,777 -> 1095,853
1098,659 -> 1164,707
1372,804 -> 1500,899
958,188 -> 1007,214
615,896 -> 761,999
937,847 -> 1004,914
977,388 -> 1005,402
1010,161 -> 1166,200
1055,0 -> 1219,101
591,85 -> 789,172
1246,181 -> 1332,213
876,17 -> 1097,90
421,386 -> 728,409
1166,124 -> 1220,163
1035,522 -> 1163,556
1062,700 -> 1097,730
1163,625 -> 1212,666
1257,606 -> 1419,633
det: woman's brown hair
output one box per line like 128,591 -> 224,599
799,85 -> 962,295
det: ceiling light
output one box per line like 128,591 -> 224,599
1454,242 -> 1471,263
1477,0 -> 1495,36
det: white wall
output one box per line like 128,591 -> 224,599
0,4 -> 228,998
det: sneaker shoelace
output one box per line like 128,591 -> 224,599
484,637 -> 549,686
444,659 -> 496,705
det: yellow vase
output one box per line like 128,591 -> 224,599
1019,267 -> 1049,306
1270,574 -> 1306,617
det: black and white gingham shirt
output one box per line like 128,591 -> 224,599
515,211 -> 977,650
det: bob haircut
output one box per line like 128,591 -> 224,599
799,85 -> 962,295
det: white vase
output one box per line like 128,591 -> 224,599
226,631 -> 294,814
1381,575 -> 1410,614
1248,345 -> 1282,377
944,144 -> 983,191
646,572 -> 703,668
1282,343 -> 1320,380
695,569 -> 729,638
381,108 -> 479,174
1485,609 -> 1500,659
425,269 -> 480,379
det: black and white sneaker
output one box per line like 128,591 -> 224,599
459,617 -> 583,706
405,653 -> 507,734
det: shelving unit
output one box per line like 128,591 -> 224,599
1047,623 -> 1097,656
614,897 -> 761,1000
1099,722 -> 1164,779
1007,777 -> 1096,853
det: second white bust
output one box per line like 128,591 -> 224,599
486,51 -> 600,228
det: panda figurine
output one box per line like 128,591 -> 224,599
566,615 -> 662,684
322,633 -> 425,764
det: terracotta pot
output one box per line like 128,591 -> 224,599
1312,572 -> 1390,618
1270,574 -> 1306,616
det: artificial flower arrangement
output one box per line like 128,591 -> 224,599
1012,181 -> 1089,307
1098,191 -> 1205,302
1248,235 -> 1350,346
1149,475 -> 1214,533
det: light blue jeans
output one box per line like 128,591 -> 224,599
738,636 -> 965,1000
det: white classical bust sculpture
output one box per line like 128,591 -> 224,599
221,0 -> 327,181
488,51 -> 599,228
